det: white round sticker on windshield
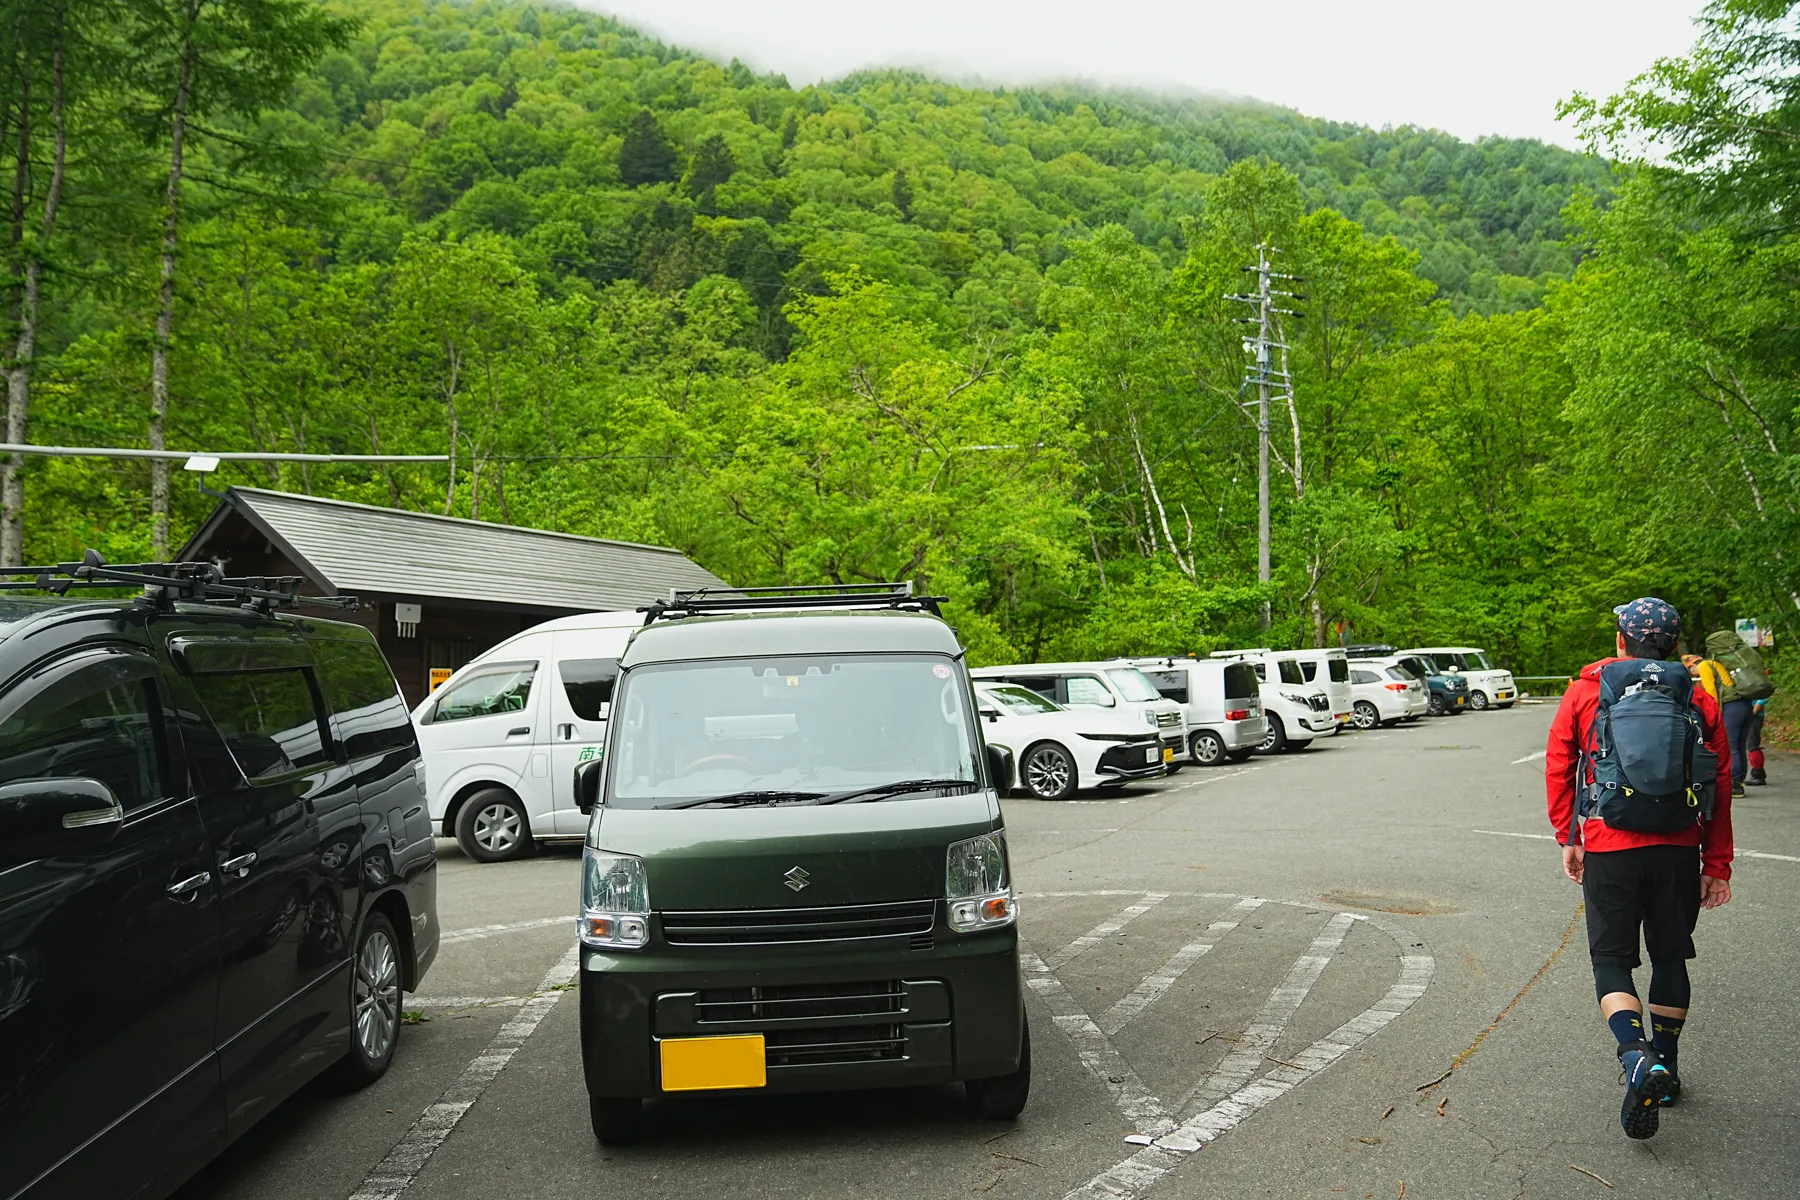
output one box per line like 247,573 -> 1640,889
932,664 -> 952,679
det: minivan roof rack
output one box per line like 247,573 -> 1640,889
641,581 -> 945,624
0,550 -> 359,614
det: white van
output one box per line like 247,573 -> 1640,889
1123,657 -> 1268,765
1209,649 -> 1335,753
1290,648 -> 1354,730
969,662 -> 1187,766
412,609 -> 643,861
1404,646 -> 1517,710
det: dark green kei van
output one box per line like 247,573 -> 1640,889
570,586 -> 1028,1142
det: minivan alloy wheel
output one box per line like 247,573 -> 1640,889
1191,730 -> 1225,765
355,928 -> 400,1063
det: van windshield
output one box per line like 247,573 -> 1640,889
1463,651 -> 1492,671
607,654 -> 980,809
1105,669 -> 1162,703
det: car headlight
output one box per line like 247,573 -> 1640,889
1142,708 -> 1159,728
1281,692 -> 1309,705
580,848 -> 650,950
945,832 -> 1016,933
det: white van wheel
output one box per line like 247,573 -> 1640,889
1190,730 -> 1226,765
1469,690 -> 1490,711
456,789 -> 533,863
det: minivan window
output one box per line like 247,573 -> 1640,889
314,639 -> 414,760
1404,657 -> 1437,679
0,674 -> 162,810
192,668 -> 330,779
608,654 -> 978,808
1464,650 -> 1492,671
1299,661 -> 1317,682
560,658 -> 619,721
1144,670 -> 1188,705
1064,676 -> 1115,707
1351,669 -> 1380,685
430,662 -> 536,723
1428,653 -> 1461,672
1105,668 -> 1162,703
1328,658 -> 1349,683
984,685 -> 1061,715
1277,660 -> 1305,686
1224,662 -> 1259,700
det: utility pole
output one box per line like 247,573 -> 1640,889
1226,242 -> 1303,630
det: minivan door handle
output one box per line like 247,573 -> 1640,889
167,871 -> 212,900
219,851 -> 257,877
507,726 -> 531,738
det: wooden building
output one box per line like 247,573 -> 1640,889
179,487 -> 728,706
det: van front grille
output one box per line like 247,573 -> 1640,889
694,980 -> 905,1024
766,1024 -> 906,1066
1155,711 -> 1182,729
660,899 -> 936,946
1307,695 -> 1331,712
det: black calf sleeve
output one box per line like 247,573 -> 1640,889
1593,963 -> 1637,1003
1648,960 -> 1691,1010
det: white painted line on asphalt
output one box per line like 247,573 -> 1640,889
1512,750 -> 1548,764
407,996 -> 527,1009
1473,828 -> 1799,863
1099,898 -> 1266,1036
349,942 -> 579,1200
1021,948 -> 1174,1137
439,916 -> 569,945
1066,949 -> 1436,1200
1044,893 -> 1170,972
1178,912 -> 1357,1113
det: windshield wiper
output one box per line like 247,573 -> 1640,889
658,789 -> 826,810
813,778 -> 979,806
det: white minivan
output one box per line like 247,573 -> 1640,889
412,609 -> 642,861
969,662 -> 1187,766
1209,649 -> 1335,753
1405,646 -> 1517,710
1291,648 -> 1354,730
1124,656 -> 1268,765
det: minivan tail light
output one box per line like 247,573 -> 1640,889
1225,708 -> 1249,721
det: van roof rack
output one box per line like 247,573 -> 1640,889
0,550 -> 359,614
641,581 -> 945,624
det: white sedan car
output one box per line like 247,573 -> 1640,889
1347,660 -> 1429,729
974,683 -> 1166,800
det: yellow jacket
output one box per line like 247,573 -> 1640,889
1689,658 -> 1734,703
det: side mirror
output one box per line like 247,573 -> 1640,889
979,708 -> 1000,723
986,744 -> 1015,795
0,778 -> 124,856
573,758 -> 604,813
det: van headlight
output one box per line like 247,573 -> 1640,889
1142,709 -> 1159,728
945,832 -> 1016,932
580,849 -> 650,950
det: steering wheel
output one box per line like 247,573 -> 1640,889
676,753 -> 758,778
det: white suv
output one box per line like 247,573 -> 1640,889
1348,660 -> 1429,727
1405,646 -> 1517,710
970,663 -> 1187,767
1209,649 -> 1336,753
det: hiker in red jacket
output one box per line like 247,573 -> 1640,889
1546,597 -> 1733,1141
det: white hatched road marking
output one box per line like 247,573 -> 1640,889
348,942 -> 579,1200
1023,947 -> 1175,1136
407,995 -> 527,1009
1099,898 -> 1265,1036
1472,828 -> 1799,862
1044,892 -> 1169,972
1177,912 -> 1358,1113
1067,951 -> 1436,1199
1512,750 -> 1548,764
439,916 -> 569,945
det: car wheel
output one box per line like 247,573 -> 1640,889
1427,693 -> 1446,716
1190,731 -> 1226,765
325,911 -> 402,1090
1469,689 -> 1490,711
1021,742 -> 1078,801
456,789 -> 533,862
590,1095 -> 646,1144
1257,714 -> 1288,754
1226,748 -> 1256,762
1352,701 -> 1381,731
966,1017 -> 1031,1119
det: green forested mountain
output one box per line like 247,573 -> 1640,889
1,0 -> 1794,707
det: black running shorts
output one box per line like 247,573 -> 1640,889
1582,844 -> 1702,969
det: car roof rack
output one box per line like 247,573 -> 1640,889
0,550 -> 359,614
641,581 -> 945,625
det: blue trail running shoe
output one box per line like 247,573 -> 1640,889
1619,1043 -> 1676,1139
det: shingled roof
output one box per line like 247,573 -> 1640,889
179,487 -> 728,613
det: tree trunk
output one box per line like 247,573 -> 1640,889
150,6 -> 197,559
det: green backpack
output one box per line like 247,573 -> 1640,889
1719,643 -> 1776,702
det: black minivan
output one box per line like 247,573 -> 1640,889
0,558 -> 438,1200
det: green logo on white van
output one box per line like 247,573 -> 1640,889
577,744 -> 603,763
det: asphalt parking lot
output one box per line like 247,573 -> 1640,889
176,705 -> 1800,1200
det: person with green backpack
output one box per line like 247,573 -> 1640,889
1705,630 -> 1776,795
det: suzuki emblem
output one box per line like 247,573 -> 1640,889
783,866 -> 811,892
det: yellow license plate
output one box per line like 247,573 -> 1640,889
1162,747 -> 1174,762
659,1035 -> 766,1092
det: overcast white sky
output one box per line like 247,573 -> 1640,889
574,0 -> 1704,148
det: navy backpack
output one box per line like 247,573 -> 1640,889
1580,658 -> 1719,835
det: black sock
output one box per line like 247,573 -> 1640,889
1607,1009 -> 1646,1050
1651,1016 -> 1684,1074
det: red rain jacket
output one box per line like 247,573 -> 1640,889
1545,657 -> 1735,881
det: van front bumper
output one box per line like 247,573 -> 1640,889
579,925 -> 1024,1099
